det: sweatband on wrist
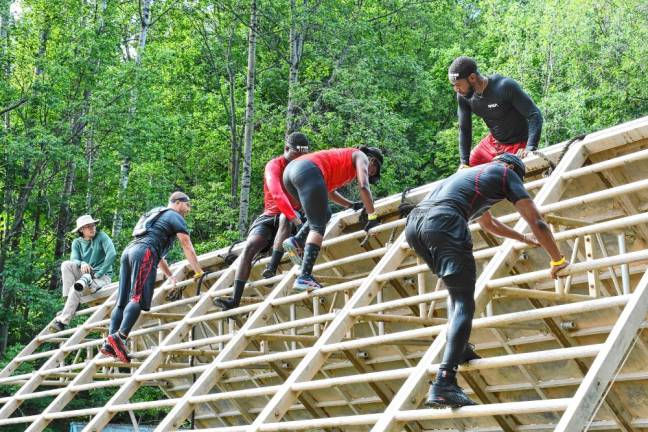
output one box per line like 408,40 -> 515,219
367,213 -> 378,221
550,256 -> 566,267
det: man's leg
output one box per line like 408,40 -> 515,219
108,248 -> 156,363
469,134 -> 498,166
263,215 -> 289,278
294,193 -> 330,292
427,268 -> 477,408
102,251 -> 132,359
60,260 -> 81,298
216,230 -> 270,311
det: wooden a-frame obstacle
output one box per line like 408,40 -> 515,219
1,116 -> 648,431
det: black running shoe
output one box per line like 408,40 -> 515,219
214,298 -> 237,311
107,333 -> 131,363
459,343 -> 481,364
99,341 -> 116,358
51,320 -> 66,332
425,380 -> 477,408
261,267 -> 276,279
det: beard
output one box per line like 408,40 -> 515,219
460,83 -> 475,98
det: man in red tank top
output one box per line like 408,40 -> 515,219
282,146 -> 384,292
214,133 -> 310,311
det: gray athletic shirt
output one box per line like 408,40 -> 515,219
131,209 -> 189,258
458,74 -> 543,164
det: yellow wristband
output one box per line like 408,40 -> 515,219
193,271 -> 205,280
367,213 -> 378,221
550,257 -> 566,267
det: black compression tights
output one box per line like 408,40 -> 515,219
109,301 -> 142,337
440,272 -> 476,371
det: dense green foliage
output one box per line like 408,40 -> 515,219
0,0 -> 646,428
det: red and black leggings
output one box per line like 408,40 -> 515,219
109,245 -> 158,337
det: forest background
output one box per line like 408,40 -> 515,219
0,0 -> 646,428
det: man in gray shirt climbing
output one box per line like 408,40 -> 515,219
448,56 -> 543,167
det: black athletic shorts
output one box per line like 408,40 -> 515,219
248,214 -> 281,240
117,245 -> 160,311
405,206 -> 476,285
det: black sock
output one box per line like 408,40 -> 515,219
300,243 -> 320,277
231,279 -> 246,306
436,364 -> 457,384
294,223 -> 310,245
266,248 -> 284,272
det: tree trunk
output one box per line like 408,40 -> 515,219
226,32 -> 240,207
85,0 -> 107,213
112,0 -> 153,239
86,124 -> 95,212
49,159 -> 76,291
285,0 -> 306,135
238,0 -> 258,236
1,0 -> 11,130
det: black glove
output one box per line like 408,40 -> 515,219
364,219 -> 380,232
350,201 -> 364,211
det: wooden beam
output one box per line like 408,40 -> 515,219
555,269 -> 648,431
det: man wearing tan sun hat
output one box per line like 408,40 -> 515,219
52,215 -> 116,332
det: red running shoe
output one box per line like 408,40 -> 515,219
107,333 -> 131,363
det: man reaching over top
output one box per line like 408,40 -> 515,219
102,191 -> 204,363
405,153 -> 568,408
449,56 -> 543,167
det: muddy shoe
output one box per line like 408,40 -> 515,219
282,237 -> 304,266
293,274 -> 322,293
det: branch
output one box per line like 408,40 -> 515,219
0,98 -> 27,116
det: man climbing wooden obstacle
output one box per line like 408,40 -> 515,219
214,132 -> 310,311
282,146 -> 384,292
405,153 -> 568,408
102,191 -> 204,363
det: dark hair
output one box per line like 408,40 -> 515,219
448,56 -> 478,81
359,145 -> 384,165
286,132 -> 310,150
359,146 -> 384,184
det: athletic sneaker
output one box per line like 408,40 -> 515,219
106,333 -> 131,363
293,274 -> 322,293
425,380 -> 477,408
282,237 -> 304,266
51,320 -> 66,332
459,343 -> 481,364
214,297 -> 237,311
261,267 -> 276,279
99,341 -> 116,358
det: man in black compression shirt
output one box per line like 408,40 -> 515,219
448,56 -> 543,167
405,153 -> 568,408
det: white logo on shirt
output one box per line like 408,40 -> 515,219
488,103 -> 499,108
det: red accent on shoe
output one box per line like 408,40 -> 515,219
107,334 -> 131,363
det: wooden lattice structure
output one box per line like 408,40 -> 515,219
1,117 -> 648,431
